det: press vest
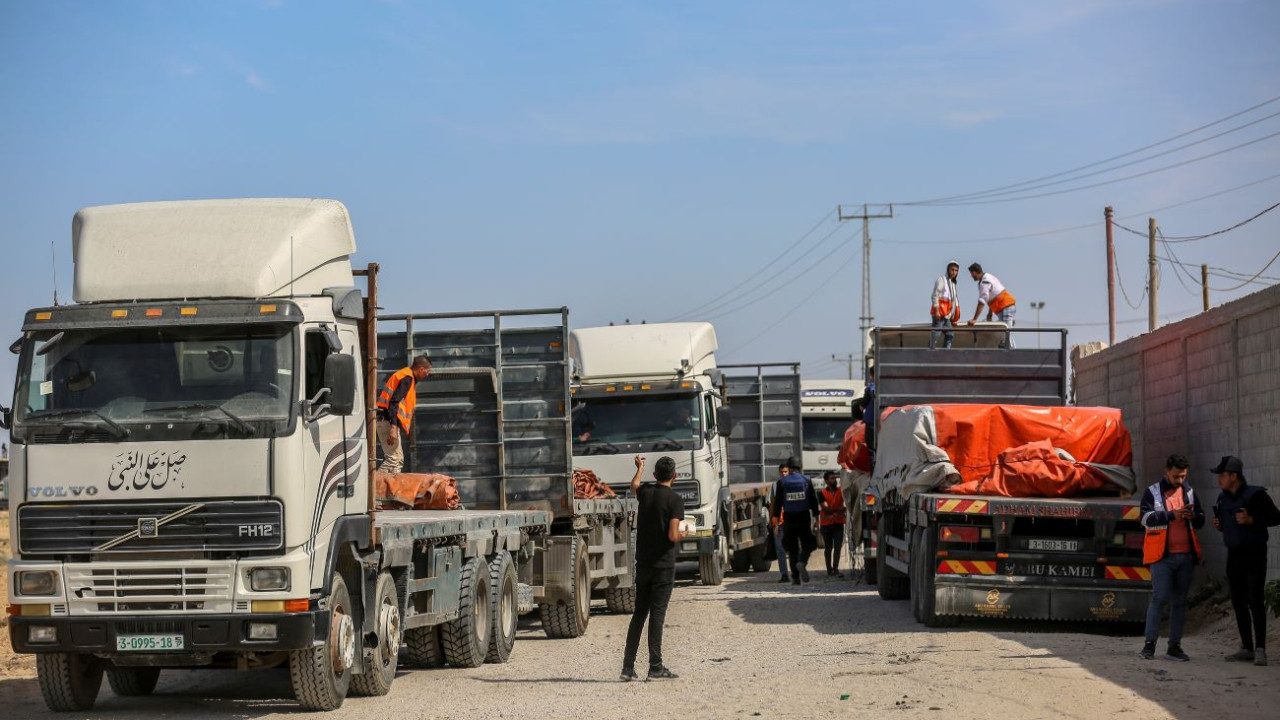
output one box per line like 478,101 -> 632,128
979,273 -> 1017,314
376,368 -> 417,434
819,487 -> 847,526
779,473 -> 813,516
1142,482 -> 1202,565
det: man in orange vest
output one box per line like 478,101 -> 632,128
929,261 -> 961,350
965,262 -> 1018,348
375,355 -> 432,474
1138,453 -> 1205,662
818,471 -> 848,579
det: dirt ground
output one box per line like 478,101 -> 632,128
0,510 -> 38,680
2,558 -> 1277,720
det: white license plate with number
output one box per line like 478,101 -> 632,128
1028,539 -> 1080,552
116,634 -> 184,652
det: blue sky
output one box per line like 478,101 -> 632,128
1,0 -> 1278,417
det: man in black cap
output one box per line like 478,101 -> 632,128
770,457 -> 819,585
1211,456 -> 1280,667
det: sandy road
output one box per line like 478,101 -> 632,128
2,567 -> 1277,719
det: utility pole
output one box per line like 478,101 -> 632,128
1201,264 -> 1210,311
1104,206 -> 1115,345
1148,217 -> 1159,332
832,353 -> 856,381
838,203 -> 894,375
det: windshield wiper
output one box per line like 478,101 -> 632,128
25,408 -> 130,439
146,403 -> 257,436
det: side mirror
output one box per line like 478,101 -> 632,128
9,336 -> 23,355
715,406 -> 735,436
323,354 -> 358,416
0,405 -> 11,430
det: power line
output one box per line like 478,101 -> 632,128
1051,307 -> 1200,328
896,93 -> 1280,206
1157,229 -> 1205,298
902,128 -> 1280,207
666,208 -> 836,321
721,252 -> 860,357
705,242 -> 856,321
909,108 -> 1280,206
1205,247 -> 1280,292
1112,243 -> 1146,310
1150,200 -> 1280,243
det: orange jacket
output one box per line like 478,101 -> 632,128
376,367 -> 417,434
819,486 -> 847,527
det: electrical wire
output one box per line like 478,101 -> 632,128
1158,228 -> 1207,298
904,128 -> 1280,207
665,208 -> 835,321
908,109 -> 1280,206
1148,200 -> 1280,242
1112,244 -> 1146,310
721,252 -> 860,357
1204,247 -> 1280,292
704,242 -> 856,321
896,93 -> 1280,206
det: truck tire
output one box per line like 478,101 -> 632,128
698,536 -> 726,586
106,667 -> 160,696
401,625 -> 444,668
876,512 -> 910,601
37,652 -> 103,712
351,572 -> 400,696
916,526 -> 959,628
749,539 -> 771,572
539,537 -> 590,638
729,548 -> 751,573
486,552 -> 518,664
441,555 -> 492,668
290,573 -> 355,711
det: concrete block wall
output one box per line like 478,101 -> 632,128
1074,283 -> 1280,582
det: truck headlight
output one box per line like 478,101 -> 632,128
18,571 -> 58,596
249,567 -> 290,592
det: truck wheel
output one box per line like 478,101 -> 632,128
538,537 -> 590,638
37,652 -> 103,712
749,539 -> 771,572
876,512 -> 910,601
441,555 -> 492,668
729,548 -> 751,573
486,552 -> 518,663
698,536 -> 726,586
604,585 -> 636,613
401,625 -> 444,668
351,572 -> 400,697
917,526 -> 959,628
290,573 -> 355,711
106,667 -> 161,696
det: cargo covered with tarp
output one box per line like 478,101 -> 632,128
867,404 -> 1136,500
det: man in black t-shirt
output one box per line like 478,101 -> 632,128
621,455 -> 686,681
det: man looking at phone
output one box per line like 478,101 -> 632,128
1138,454 -> 1205,662
1212,456 -> 1280,667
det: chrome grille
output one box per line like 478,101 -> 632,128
64,563 -> 234,615
19,499 -> 283,555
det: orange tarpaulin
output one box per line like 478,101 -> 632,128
573,468 -> 617,500
945,438 -> 1121,497
375,471 -> 461,510
923,404 -> 1132,487
837,421 -> 872,473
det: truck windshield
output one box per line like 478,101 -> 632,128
803,417 -> 850,451
571,393 -> 702,452
14,324 -> 294,440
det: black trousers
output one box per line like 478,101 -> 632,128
623,564 -> 676,670
782,516 -> 818,575
821,524 -> 844,572
1226,549 -> 1268,650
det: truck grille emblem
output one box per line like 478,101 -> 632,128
138,518 -> 159,538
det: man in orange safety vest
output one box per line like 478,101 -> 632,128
966,262 -> 1018,347
818,471 -> 848,579
375,355 -> 432,474
929,260 -> 961,350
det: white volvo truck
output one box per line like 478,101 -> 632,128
799,379 -> 862,481
3,199 -> 553,712
568,323 -> 772,585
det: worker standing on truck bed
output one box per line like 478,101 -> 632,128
929,260 -> 961,350
1138,454 -> 1205,662
771,456 -> 819,585
965,262 -> 1017,348
375,355 -> 432,473
818,471 -> 847,579
622,455 -> 686,682
773,463 -> 791,584
1211,456 -> 1280,667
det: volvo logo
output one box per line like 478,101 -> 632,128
138,518 -> 159,538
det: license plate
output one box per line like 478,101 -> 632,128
116,634 -> 184,652
1028,539 -> 1081,552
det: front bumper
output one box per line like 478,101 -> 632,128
9,611 -> 327,655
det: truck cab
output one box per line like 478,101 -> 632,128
799,379 -> 863,482
568,322 -> 734,584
